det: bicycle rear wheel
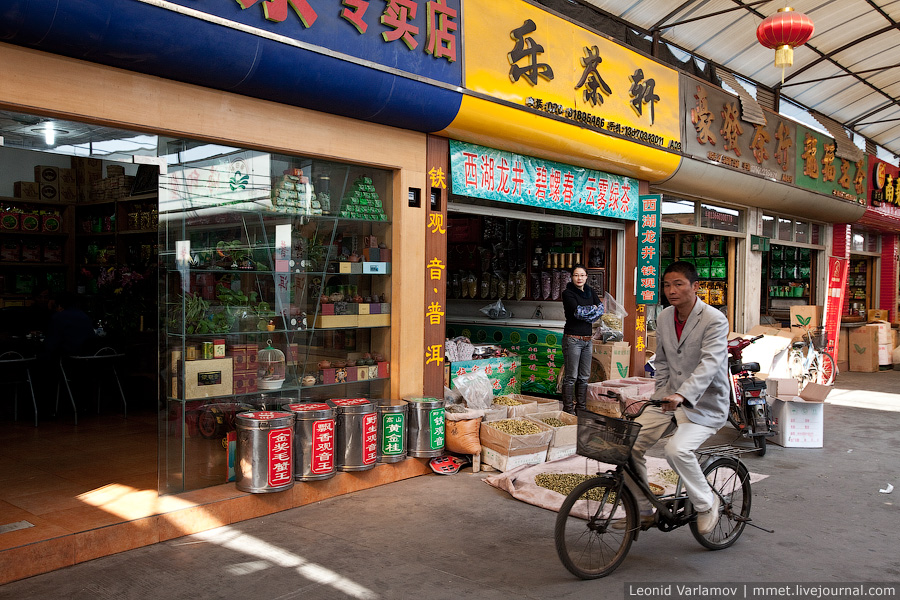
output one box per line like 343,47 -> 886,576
690,458 -> 751,550
555,476 -> 635,579
813,351 -> 836,386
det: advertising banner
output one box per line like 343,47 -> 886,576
823,256 -> 849,381
450,140 -> 639,221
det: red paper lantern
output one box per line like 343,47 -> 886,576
757,7 -> 814,69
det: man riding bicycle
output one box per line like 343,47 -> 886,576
624,260 -> 730,535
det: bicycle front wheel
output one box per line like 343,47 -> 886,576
555,476 -> 635,579
691,458 -> 751,550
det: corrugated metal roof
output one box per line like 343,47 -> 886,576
584,0 -> 900,159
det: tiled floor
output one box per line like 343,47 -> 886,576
0,397 -> 429,584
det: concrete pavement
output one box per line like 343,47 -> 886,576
1,369 -> 899,600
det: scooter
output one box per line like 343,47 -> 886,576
726,334 -> 775,456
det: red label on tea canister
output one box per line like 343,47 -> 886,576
362,413 -> 377,465
268,427 -> 293,487
311,418 -> 336,474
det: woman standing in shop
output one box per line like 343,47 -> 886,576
561,264 -> 604,414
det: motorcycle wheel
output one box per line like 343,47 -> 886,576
752,433 -> 767,456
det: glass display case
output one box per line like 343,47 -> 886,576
159,147 -> 392,493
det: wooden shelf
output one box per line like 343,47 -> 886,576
0,261 -> 66,267
0,230 -> 68,236
0,196 -> 74,207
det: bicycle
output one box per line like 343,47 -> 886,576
787,326 -> 836,388
554,399 -> 766,579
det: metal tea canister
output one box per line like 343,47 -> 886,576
404,397 -> 445,458
375,398 -> 407,464
234,411 -> 295,494
282,401 -> 337,481
332,398 -> 377,472
201,341 -> 215,360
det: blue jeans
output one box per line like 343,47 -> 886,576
562,335 -> 592,413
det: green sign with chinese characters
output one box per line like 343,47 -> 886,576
637,194 -> 661,304
429,408 -> 445,450
450,140 -> 639,221
381,413 -> 405,456
794,125 -> 867,205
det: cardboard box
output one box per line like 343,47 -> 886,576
837,330 -> 849,362
592,342 -> 631,380
362,261 -> 390,274
492,397 -> 538,418
479,418 -> 552,471
871,321 -> 891,344
358,314 -> 390,327
481,446 -> 548,471
184,358 -> 234,399
315,314 -> 359,328
546,445 -> 577,461
770,382 -> 830,447
789,305 -> 823,339
34,165 -> 60,186
13,181 -> 40,200
38,184 -> 59,202
525,410 -> 578,448
867,309 -> 889,323
848,325 -> 879,372
356,366 -> 369,381
878,344 -> 892,366
338,261 -> 363,274
765,377 -> 799,400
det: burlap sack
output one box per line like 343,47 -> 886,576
444,417 -> 482,454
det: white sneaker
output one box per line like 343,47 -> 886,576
696,495 -> 721,535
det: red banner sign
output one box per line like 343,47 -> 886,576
267,427 -> 293,487
823,256 -> 849,380
311,419 -> 336,475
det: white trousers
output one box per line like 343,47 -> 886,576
629,405 -> 717,513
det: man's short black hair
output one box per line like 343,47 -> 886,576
663,260 -> 699,284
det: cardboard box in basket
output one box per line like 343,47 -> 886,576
770,382 -> 830,448
849,325 -> 879,372
479,418 -> 552,471
592,342 -> 630,380
525,411 -> 578,460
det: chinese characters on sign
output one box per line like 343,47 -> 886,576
311,418 -> 336,474
502,17 -> 676,150
236,0 -> 458,62
822,257 -> 848,384
450,140 -> 639,221
871,160 -> 900,208
381,413 -> 405,456
429,408 -> 445,449
268,427 -> 293,487
424,142 -> 450,395
637,194 -> 661,305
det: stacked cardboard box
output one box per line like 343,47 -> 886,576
71,157 -> 103,202
228,343 -> 258,394
848,325 -> 879,372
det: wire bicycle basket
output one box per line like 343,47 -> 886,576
808,326 -> 828,349
576,410 -> 642,466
